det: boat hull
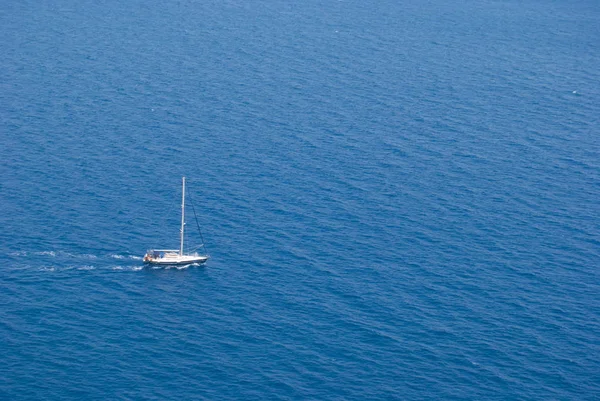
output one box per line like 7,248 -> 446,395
143,255 -> 209,266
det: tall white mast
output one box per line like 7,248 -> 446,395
180,176 -> 185,256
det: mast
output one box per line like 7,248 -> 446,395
180,176 -> 185,256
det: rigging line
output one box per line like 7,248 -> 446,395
186,186 -> 209,255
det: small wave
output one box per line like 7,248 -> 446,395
174,263 -> 200,270
110,254 -> 143,261
131,266 -> 144,271
112,266 -> 124,270
37,251 -> 56,257
9,251 -> 28,256
77,265 -> 96,270
39,266 -> 56,272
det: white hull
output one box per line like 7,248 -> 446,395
144,254 -> 208,266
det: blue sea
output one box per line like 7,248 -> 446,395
1,0 -> 599,399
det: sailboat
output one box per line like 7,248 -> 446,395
143,177 -> 209,266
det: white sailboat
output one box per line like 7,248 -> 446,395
143,177 -> 209,266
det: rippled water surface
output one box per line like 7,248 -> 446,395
1,0 -> 599,399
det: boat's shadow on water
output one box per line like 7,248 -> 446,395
143,262 -> 207,271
